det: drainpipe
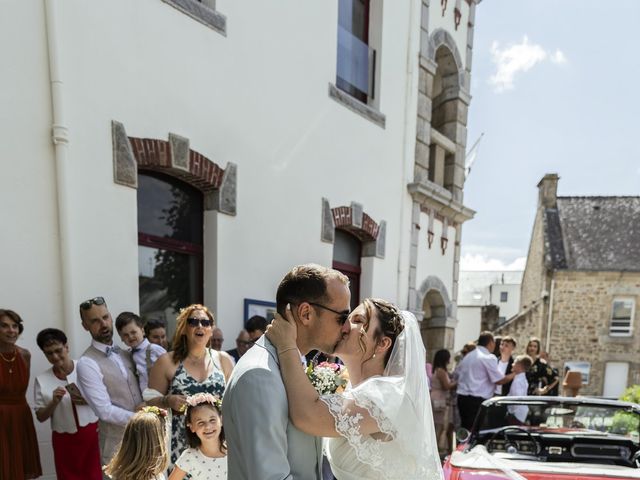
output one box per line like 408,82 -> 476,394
397,0 -> 420,309
44,0 -> 76,352
545,278 -> 555,353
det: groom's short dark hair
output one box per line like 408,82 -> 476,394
276,264 -> 348,316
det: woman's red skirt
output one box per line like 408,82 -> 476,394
52,421 -> 102,480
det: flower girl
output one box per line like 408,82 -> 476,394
104,406 -> 169,480
168,393 -> 227,479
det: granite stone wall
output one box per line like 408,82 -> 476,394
496,271 -> 640,396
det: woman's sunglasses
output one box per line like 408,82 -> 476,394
187,317 -> 213,328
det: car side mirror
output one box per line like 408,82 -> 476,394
456,428 -> 471,444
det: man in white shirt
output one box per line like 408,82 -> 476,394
456,331 -> 515,430
507,355 -> 534,423
76,297 -> 143,465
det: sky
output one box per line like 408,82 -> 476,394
460,0 -> 640,271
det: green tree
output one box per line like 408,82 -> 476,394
611,385 -> 640,436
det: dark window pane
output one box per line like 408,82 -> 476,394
338,0 -> 369,42
138,245 -> 201,332
332,229 -> 361,311
137,172 -> 203,244
333,229 -> 361,267
137,172 -> 204,337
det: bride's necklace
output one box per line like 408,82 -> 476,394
0,349 -> 17,374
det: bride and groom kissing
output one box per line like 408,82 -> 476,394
222,264 -> 444,480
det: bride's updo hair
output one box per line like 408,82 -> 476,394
360,298 -> 404,366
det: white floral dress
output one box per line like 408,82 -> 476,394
175,447 -> 227,479
169,350 -> 225,468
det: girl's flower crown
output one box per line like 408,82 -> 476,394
142,405 -> 168,418
185,393 -> 222,410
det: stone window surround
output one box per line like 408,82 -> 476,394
608,297 -> 635,338
161,0 -> 226,36
320,198 -> 386,259
111,120 -> 237,215
328,83 -> 386,129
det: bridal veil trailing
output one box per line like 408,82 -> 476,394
321,311 -> 444,480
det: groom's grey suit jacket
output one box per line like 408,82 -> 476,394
223,336 -> 323,480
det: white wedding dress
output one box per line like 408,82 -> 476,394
319,312 -> 444,480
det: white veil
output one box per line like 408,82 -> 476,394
322,311 -> 444,479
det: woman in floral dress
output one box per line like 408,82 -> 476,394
148,305 -> 233,467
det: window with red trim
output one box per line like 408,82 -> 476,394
332,229 -> 361,311
137,172 -> 204,326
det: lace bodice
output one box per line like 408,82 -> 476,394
317,312 -> 444,480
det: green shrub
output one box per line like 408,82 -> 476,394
611,386 -> 640,436
619,385 -> 640,405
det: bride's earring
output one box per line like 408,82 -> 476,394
373,353 -> 376,358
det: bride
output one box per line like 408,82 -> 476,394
266,298 -> 444,480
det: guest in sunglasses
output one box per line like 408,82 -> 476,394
225,329 -> 253,364
76,296 -> 145,466
147,304 -> 233,469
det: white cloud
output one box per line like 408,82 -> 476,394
460,253 -> 527,271
489,36 -> 566,92
550,49 -> 567,65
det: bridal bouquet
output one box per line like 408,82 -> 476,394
306,361 -> 348,395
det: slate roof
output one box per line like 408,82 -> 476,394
545,196 -> 640,271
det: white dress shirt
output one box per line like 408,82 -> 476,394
34,360 -> 98,433
508,372 -> 529,422
495,358 -> 509,394
76,340 -> 136,426
131,338 -> 166,391
456,345 -> 505,399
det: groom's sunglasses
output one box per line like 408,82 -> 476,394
308,302 -> 350,325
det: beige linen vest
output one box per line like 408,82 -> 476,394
82,346 -> 142,465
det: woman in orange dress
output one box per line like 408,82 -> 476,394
0,309 -> 42,479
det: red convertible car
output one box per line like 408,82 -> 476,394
443,396 -> 640,480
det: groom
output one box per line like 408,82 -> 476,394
223,264 -> 351,480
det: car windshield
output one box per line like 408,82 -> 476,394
476,399 -> 640,444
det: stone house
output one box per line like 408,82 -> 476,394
494,174 -> 640,397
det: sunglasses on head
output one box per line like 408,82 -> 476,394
187,317 -> 213,328
80,297 -> 106,310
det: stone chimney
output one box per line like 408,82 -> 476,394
537,173 -> 559,208
481,304 -> 500,332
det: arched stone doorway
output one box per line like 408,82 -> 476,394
416,276 -> 455,358
422,289 -> 446,357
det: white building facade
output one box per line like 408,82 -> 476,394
456,271 -> 523,352
1,0 -> 479,475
